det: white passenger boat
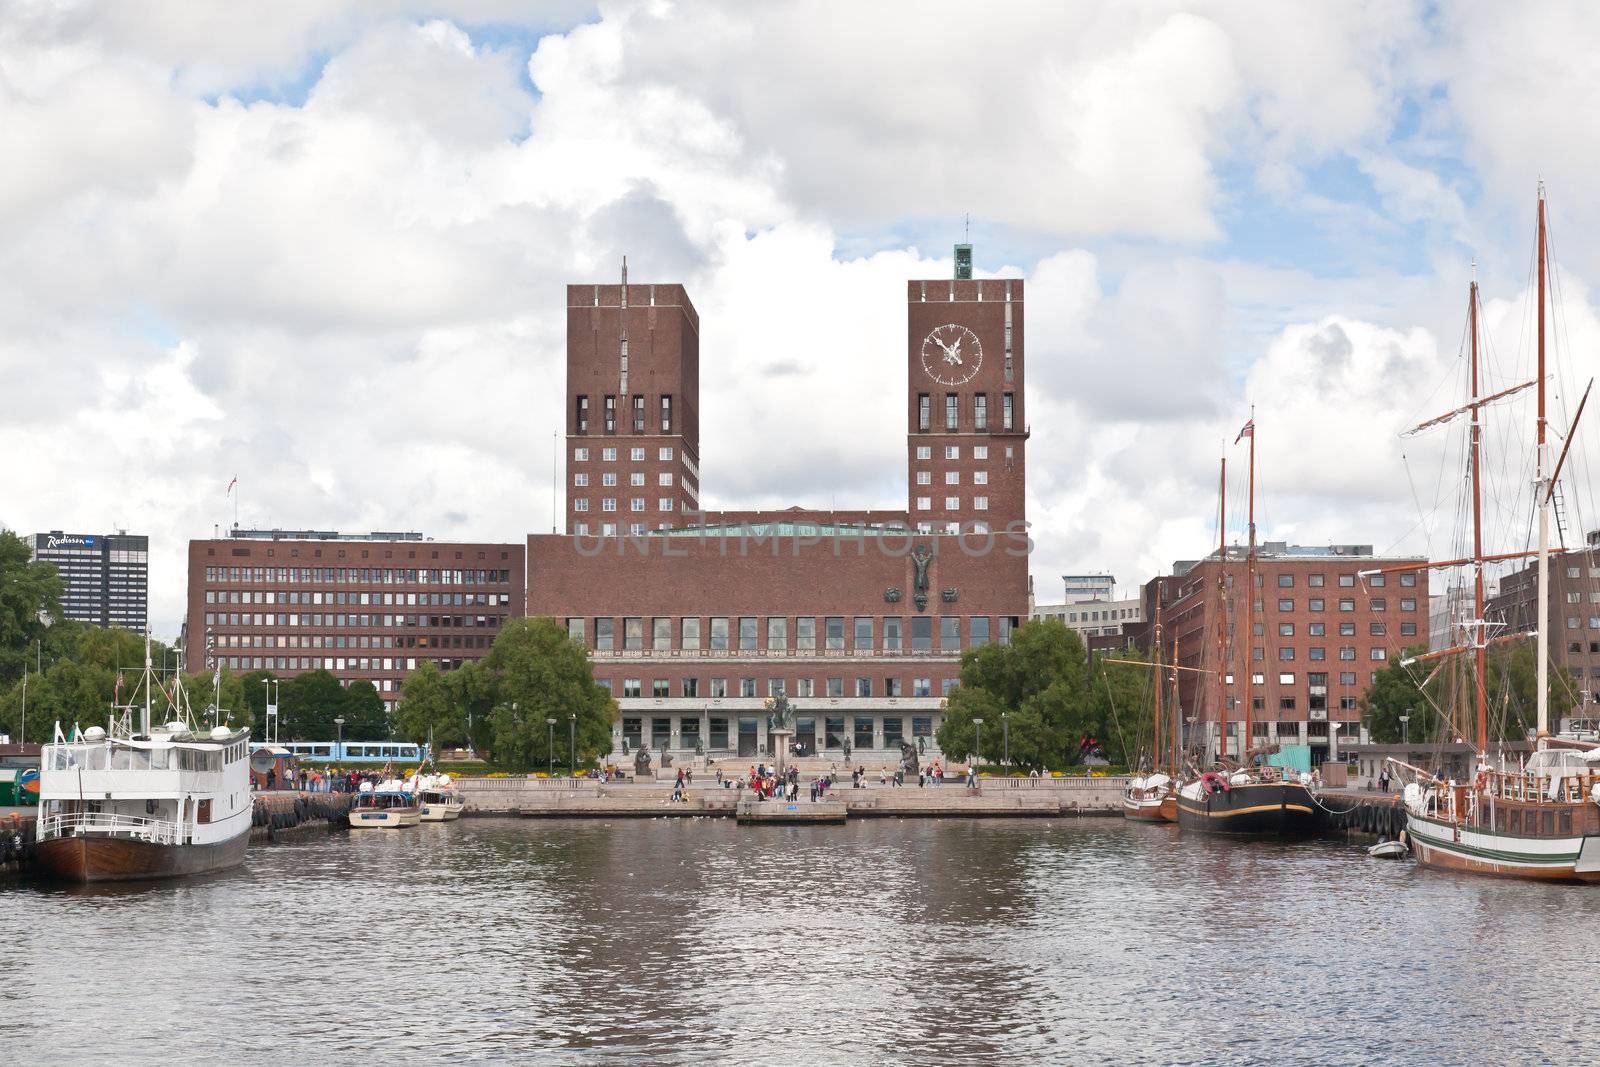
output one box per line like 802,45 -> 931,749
348,789 -> 422,828
35,637 -> 253,883
415,774 -> 464,821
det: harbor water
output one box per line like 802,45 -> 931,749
5,817 -> 1599,1064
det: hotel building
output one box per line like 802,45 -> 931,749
32,531 -> 148,631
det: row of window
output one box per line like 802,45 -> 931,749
1263,597 -> 1417,612
203,612 -> 506,630
206,590 -> 509,608
573,498 -> 677,513
202,566 -> 512,585
1265,621 -> 1417,637
1222,670 -> 1375,687
1271,571 -> 1418,588
575,393 -> 673,435
914,470 -> 990,486
1260,646 -> 1391,662
915,392 -> 1014,432
913,444 -> 994,461
608,676 -> 955,698
573,445 -> 675,463
568,615 -> 1012,653
915,496 -> 989,511
621,715 -> 937,751
574,471 -> 675,488
205,656 -> 474,681
207,632 -> 492,651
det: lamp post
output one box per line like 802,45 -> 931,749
1400,711 -> 1411,746
972,717 -> 984,772
335,716 -> 345,752
1002,711 -> 1009,768
262,678 -> 279,743
546,717 -> 557,776
569,712 -> 576,776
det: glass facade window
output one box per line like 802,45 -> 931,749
710,617 -> 730,650
622,718 -> 642,748
767,616 -> 787,649
825,717 -> 845,749
854,717 -> 874,749
940,617 -> 960,651
911,617 -> 933,651
796,616 -> 816,650
855,677 -> 872,697
825,617 -> 845,650
651,717 -> 670,747
566,618 -> 585,644
624,617 -> 644,650
827,677 -> 844,697
596,618 -> 614,651
970,616 -> 990,647
681,617 -> 701,649
709,717 -> 729,749
854,616 -> 873,650
883,617 -> 902,651
739,617 -> 758,651
883,717 -> 904,748
652,617 -> 671,651
740,677 -> 757,697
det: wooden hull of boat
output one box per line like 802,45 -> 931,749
1123,793 -> 1176,823
34,829 -> 249,884
1405,813 -> 1600,883
1176,781 -> 1320,837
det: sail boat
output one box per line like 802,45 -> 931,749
1387,188 -> 1600,881
34,634 -> 253,882
1122,588 -> 1178,822
1174,420 -> 1321,836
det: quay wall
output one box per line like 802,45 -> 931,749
453,776 -> 1129,819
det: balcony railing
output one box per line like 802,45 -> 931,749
39,811 -> 184,845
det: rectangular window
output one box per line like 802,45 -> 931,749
945,470 -> 960,485
767,617 -> 787,650
1003,392 -> 1014,430
940,616 -> 960,651
710,617 -> 729,650
660,394 -> 673,433
855,678 -> 872,698
1400,572 -> 1417,587
738,617 -> 758,651
1279,622 -> 1295,636
974,393 -> 987,431
945,496 -> 960,510
918,393 -> 930,432
1278,647 -> 1295,661
970,616 -> 990,647
1338,574 -> 1355,587
596,618 -> 614,651
826,677 -> 844,698
883,617 -> 902,652
604,395 -> 616,434
1339,599 -> 1355,612
575,395 -> 589,433
653,617 -> 672,651
740,677 -> 757,698
1370,648 -> 1387,661
1309,598 -> 1324,612
632,394 -> 646,433
574,447 -> 589,462
623,678 -> 641,698
681,677 -> 699,698
681,617 -> 701,650
660,446 -> 674,461
1278,599 -> 1293,612
911,616 -> 933,651
854,616 -> 873,650
1309,622 -> 1325,636
1278,574 -> 1294,587
796,617 -> 816,650
710,678 -> 727,698
1308,573 -> 1325,587
916,445 -> 931,460
944,445 -> 960,460
854,716 -> 874,748
652,679 -> 669,698
1371,598 -> 1387,612
566,618 -> 585,644
916,496 -> 932,510
1309,647 -> 1326,661
624,617 -> 643,650
945,393 -> 959,430
825,616 -> 846,650
916,471 -> 931,485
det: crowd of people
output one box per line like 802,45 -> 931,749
256,765 -> 392,793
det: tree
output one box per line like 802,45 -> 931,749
937,620 -> 1094,769
395,660 -> 460,747
343,680 -> 388,741
484,617 -> 615,771
278,669 -> 345,740
447,658 -> 498,751
1090,651 -> 1153,769
238,669 -> 278,741
1360,645 -> 1441,744
0,529 -> 65,689
1488,641 -> 1578,742
179,668 -> 254,733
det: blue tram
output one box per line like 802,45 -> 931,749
273,741 -> 429,764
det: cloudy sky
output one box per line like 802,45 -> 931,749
6,0 -> 1600,637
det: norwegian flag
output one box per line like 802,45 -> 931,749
1235,418 -> 1255,444
226,476 -> 238,495
114,671 -> 124,700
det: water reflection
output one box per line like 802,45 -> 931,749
5,817 -> 1600,1064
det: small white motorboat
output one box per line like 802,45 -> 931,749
348,788 -> 422,828
1367,838 -> 1408,859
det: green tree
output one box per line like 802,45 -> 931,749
0,529 -> 66,689
484,617 -> 615,771
1361,642 -> 1579,746
937,620 -> 1093,769
343,679 -> 388,740
278,669 -> 345,740
1488,641 -> 1578,742
447,658 -> 498,752
1360,645 -> 1440,744
179,667 -> 254,733
394,660 -> 459,747
1090,650 -> 1153,769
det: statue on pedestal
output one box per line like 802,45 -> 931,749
900,740 -> 919,776
634,746 -> 651,776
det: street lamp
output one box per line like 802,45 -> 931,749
972,717 -> 985,772
335,716 -> 345,752
546,717 -> 557,776
1400,710 -> 1411,746
569,712 -> 576,775
1002,711 -> 1009,768
261,678 -> 279,743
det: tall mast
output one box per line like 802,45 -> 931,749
1153,589 -> 1164,771
1217,455 -> 1228,765
1469,279 -> 1488,755
1170,628 -> 1181,771
1244,407 -> 1256,766
1535,186 -> 1551,749
142,629 -> 153,737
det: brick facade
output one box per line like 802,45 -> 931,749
184,534 -> 526,710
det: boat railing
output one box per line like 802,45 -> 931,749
39,811 -> 185,845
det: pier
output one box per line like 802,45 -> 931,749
1313,789 -> 1408,840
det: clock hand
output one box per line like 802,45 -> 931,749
947,338 -> 962,364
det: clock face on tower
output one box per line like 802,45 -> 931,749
920,324 -> 983,386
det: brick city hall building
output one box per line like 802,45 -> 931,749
529,248 -> 1030,760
